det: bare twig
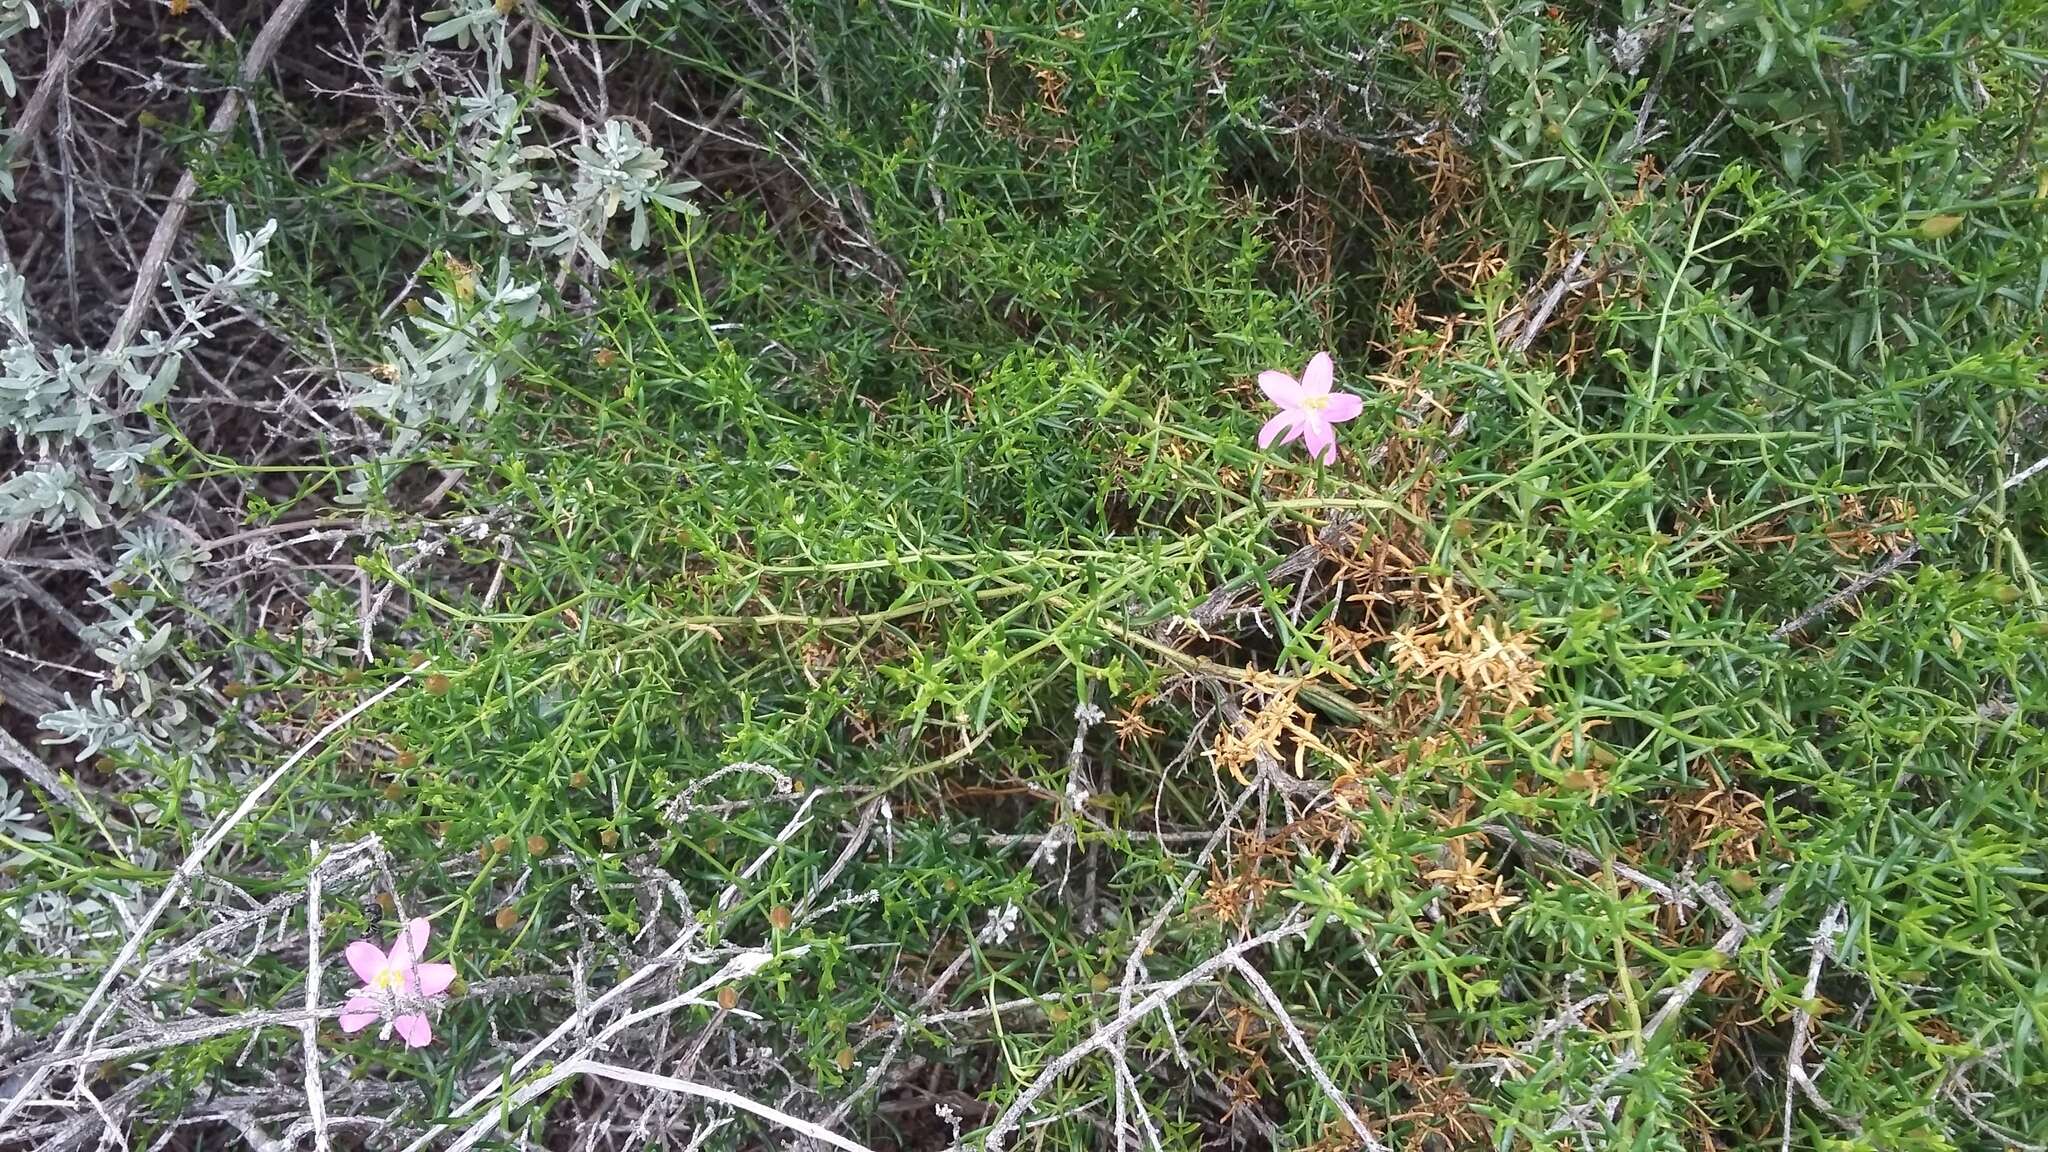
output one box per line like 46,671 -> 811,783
793,799 -> 879,919
1171,515 -> 1360,638
1507,245 -> 1595,354
1117,779 -> 1258,1008
393,794 -> 821,1152
1112,1054 -> 1166,1152
1780,902 -> 1853,1151
396,947 -> 797,1152
1936,1047 -> 2044,1152
1547,886 -> 1787,1137
978,916 -> 1310,1152
0,723 -> 112,837
914,981 -> 1173,1029
106,0 -> 318,359
1478,822 -> 1692,908
1498,71 -> 1672,356
302,842 -> 331,1152
1769,544 -> 1924,643
923,0 -> 970,224
442,1059 -> 880,1152
19,972 -> 551,1073
821,945 -> 976,1130
1229,956 -> 1388,1152
8,0 -> 114,165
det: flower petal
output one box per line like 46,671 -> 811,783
1300,352 -> 1334,396
345,941 -> 387,985
391,917 -> 431,965
415,963 -> 458,998
1257,370 -> 1304,407
339,996 -> 381,1034
392,1013 -> 433,1048
1320,391 -> 1363,423
1257,411 -> 1302,449
1300,419 -> 1337,463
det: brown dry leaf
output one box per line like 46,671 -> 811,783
1822,494 -> 1917,557
799,638 -> 839,688
1301,1128 -> 1366,1152
1658,770 -> 1768,863
1323,620 -> 1380,667
1114,694 -> 1163,748
1550,717 -> 1609,761
1389,1055 -> 1493,1150
1388,579 -> 1544,714
1206,685 -> 1336,783
1454,877 -> 1522,926
1199,859 -> 1283,927
1422,841 -> 1523,926
1444,239 -> 1509,292
1206,698 -> 1287,784
1559,767 -> 1610,800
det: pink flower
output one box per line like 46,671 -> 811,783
1256,351 -> 1362,464
337,917 -> 456,1048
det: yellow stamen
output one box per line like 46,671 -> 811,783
1302,394 -> 1329,411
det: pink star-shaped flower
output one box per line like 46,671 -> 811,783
338,916 -> 457,1048
1256,351 -> 1362,464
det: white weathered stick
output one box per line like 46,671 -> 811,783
1478,822 -> 1690,908
1508,245 -> 1595,354
7,0 -> 113,164
1548,886 -> 1787,1137
1117,780 -> 1258,1005
394,944 -> 729,1152
1229,956 -> 1388,1152
440,1059 -> 881,1152
302,841 -> 331,1152
979,917 -> 1309,1152
16,972 -> 547,1073
916,982 -> 1173,1028
821,944 -> 976,1130
0,724 -> 110,835
1780,902 -> 1850,1152
1105,776 -> 1258,1148
0,673 -> 414,1130
394,949 -> 793,1152
794,798 -> 880,918
1112,1053 -> 1166,1152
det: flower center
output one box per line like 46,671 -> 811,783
1301,394 -> 1329,411
373,967 -> 404,993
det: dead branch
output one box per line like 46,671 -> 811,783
301,841 -> 332,1152
1780,902 -> 1854,1150
8,0 -> 114,167
979,916 -> 1310,1152
106,0 -> 318,360
1229,955 -> 1388,1152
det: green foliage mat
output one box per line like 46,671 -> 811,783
11,2 -> 2047,1149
